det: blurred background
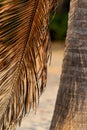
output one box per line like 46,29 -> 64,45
50,0 -> 70,41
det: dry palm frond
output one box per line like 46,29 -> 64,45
0,0 -> 57,129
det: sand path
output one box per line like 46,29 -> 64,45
17,43 -> 65,130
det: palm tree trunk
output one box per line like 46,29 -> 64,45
50,0 -> 87,130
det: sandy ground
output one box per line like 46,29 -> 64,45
17,42 -> 65,130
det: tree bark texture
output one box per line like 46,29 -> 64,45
50,0 -> 87,130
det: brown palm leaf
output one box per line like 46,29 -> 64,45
0,0 -> 57,129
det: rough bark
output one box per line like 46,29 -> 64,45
50,0 -> 87,130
